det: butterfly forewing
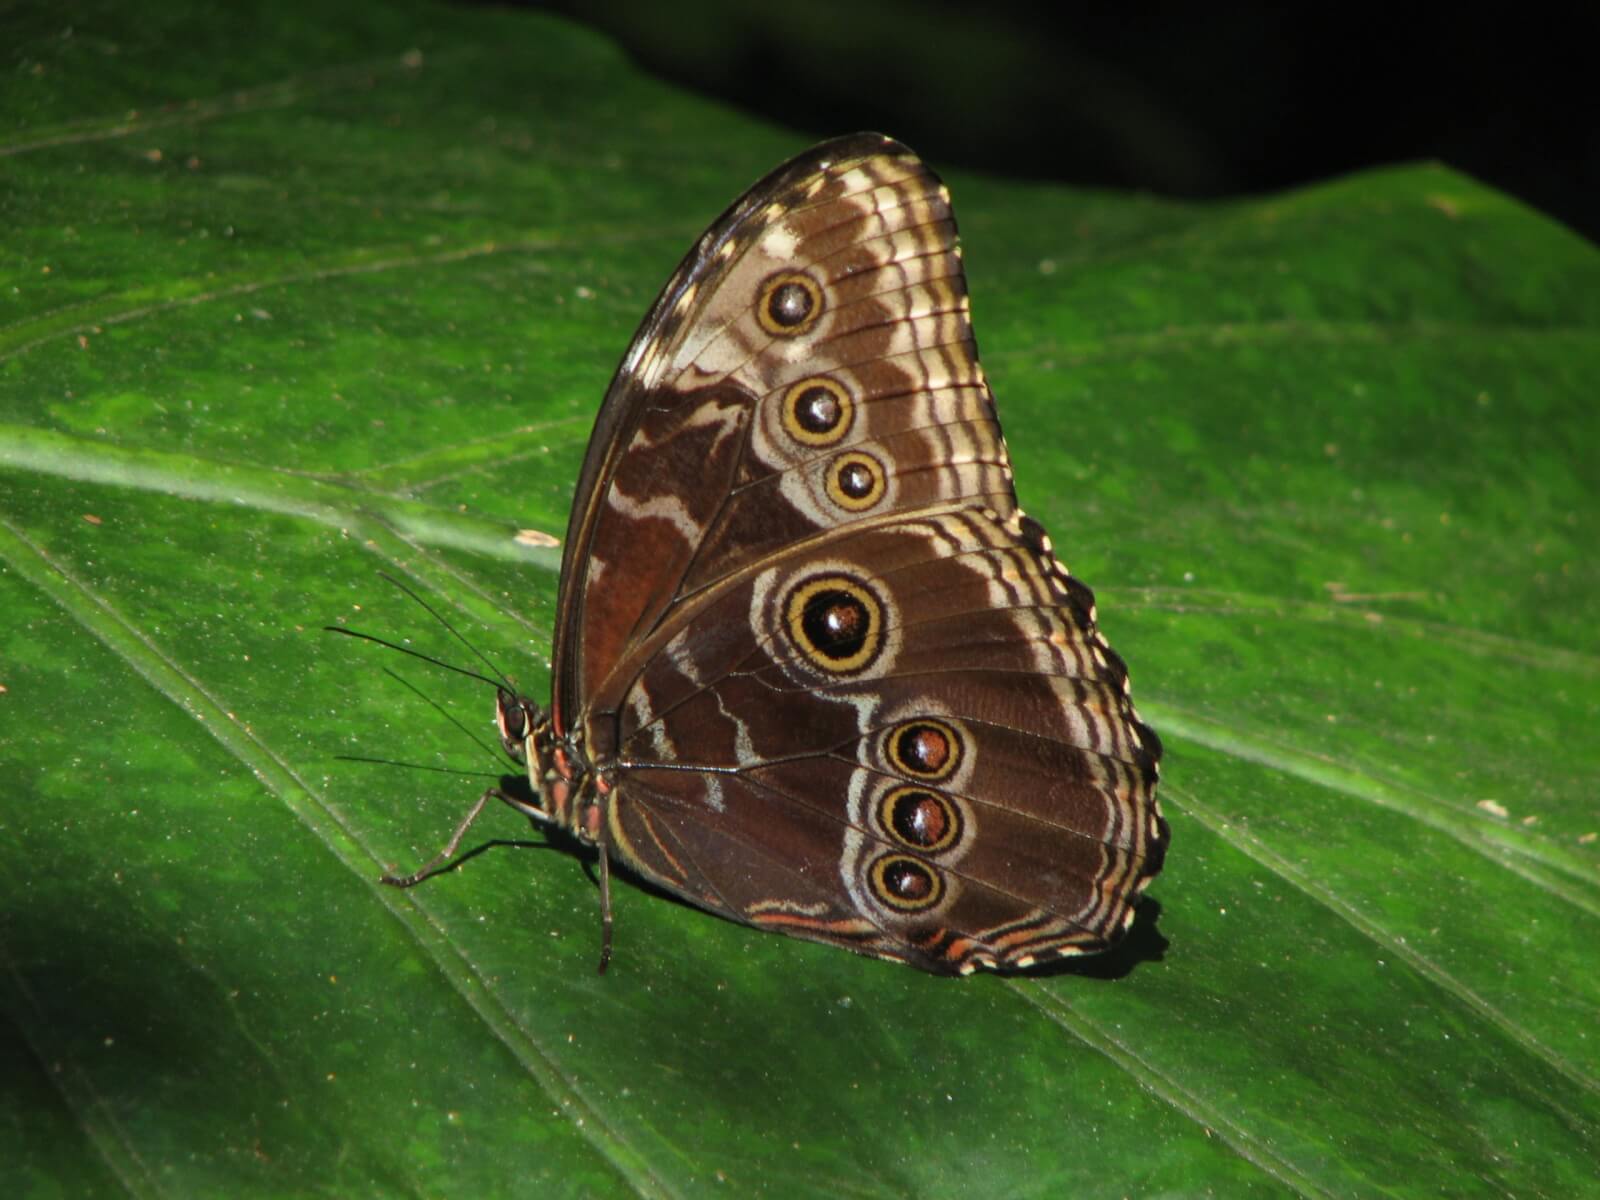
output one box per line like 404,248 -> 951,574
553,135 -> 1012,710
541,134 -> 1165,973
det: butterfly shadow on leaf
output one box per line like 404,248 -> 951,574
1022,899 -> 1169,982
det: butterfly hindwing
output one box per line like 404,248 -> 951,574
601,510 -> 1165,971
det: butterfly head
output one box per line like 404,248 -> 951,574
493,687 -> 543,764
493,685 -> 590,836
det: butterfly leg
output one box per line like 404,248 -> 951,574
380,786 -> 552,887
596,839 -> 614,976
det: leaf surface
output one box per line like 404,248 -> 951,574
3,5 -> 1597,1197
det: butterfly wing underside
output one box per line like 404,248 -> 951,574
553,133 -> 1165,973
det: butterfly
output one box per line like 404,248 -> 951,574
384,133 -> 1168,975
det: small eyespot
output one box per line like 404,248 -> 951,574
878,786 -> 962,854
784,574 -> 884,674
757,271 -> 823,336
782,377 -> 853,446
885,718 -> 963,782
825,451 -> 886,512
869,854 -> 945,913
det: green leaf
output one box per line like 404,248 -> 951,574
3,4 -> 1596,1197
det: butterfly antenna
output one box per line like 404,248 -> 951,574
376,571 -> 517,692
323,626 -> 503,691
380,666 -> 506,767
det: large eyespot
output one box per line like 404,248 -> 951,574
782,376 -> 853,447
869,854 -> 945,913
757,271 -> 823,336
877,786 -> 962,854
825,451 -> 886,512
784,574 -> 884,674
885,718 -> 962,782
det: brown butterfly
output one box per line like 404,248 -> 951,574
384,134 -> 1167,975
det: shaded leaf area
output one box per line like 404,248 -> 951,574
3,2 -> 1597,1197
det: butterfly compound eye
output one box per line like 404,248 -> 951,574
496,689 -> 529,746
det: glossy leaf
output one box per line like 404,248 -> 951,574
3,4 -> 1596,1197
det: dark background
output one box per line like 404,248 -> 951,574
526,1 -> 1598,243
